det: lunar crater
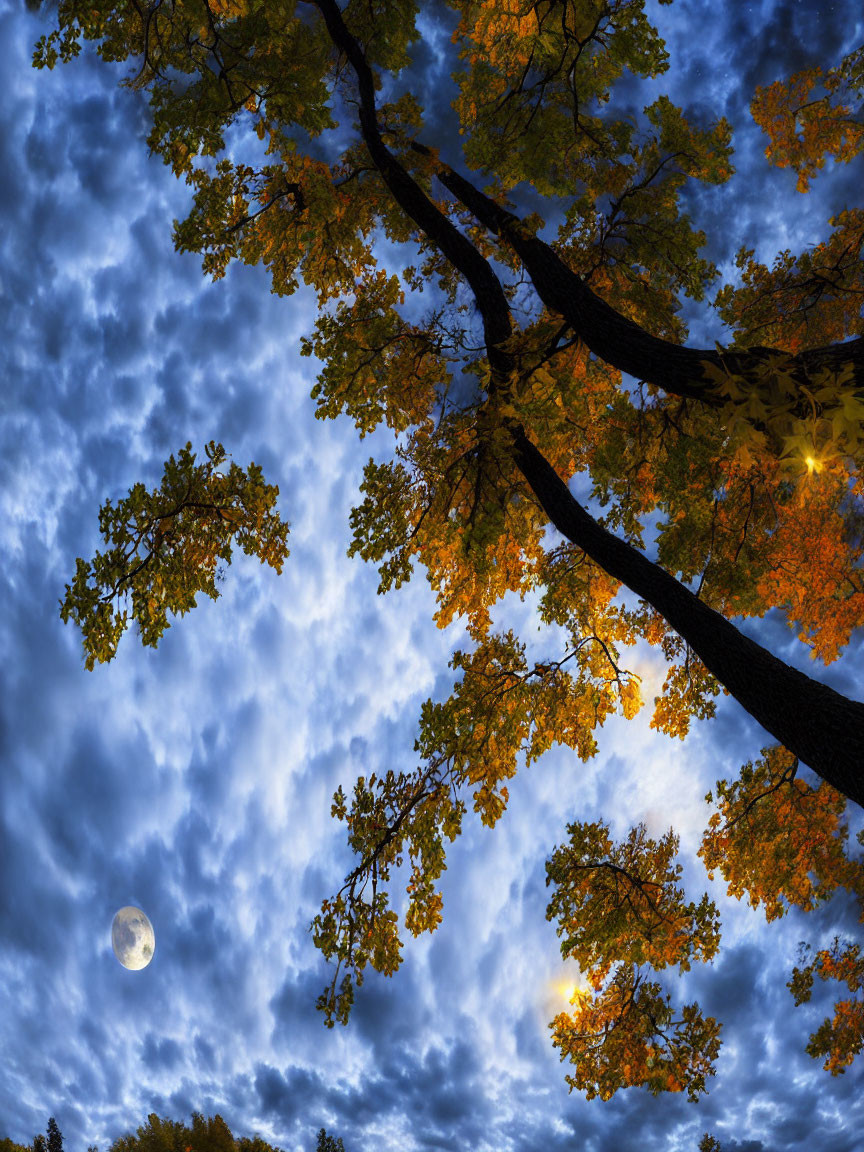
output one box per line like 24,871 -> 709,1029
111,906 -> 155,970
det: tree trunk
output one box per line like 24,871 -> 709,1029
512,426 -> 864,808
428,154 -> 864,403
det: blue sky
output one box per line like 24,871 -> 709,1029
1,1 -> 863,1149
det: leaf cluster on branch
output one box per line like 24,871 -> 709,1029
60,441 -> 289,669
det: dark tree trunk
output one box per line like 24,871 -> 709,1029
427,154 -> 864,403
512,427 -> 864,807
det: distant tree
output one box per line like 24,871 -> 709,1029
40,0 -> 864,1100
45,1120 -> 62,1152
110,1113 -> 242,1152
32,1135 -> 46,1152
316,1131 -> 346,1152
102,1111 -> 344,1152
107,1113 -> 294,1152
698,1136 -> 764,1152
0,1138 -> 30,1152
236,1139 -> 285,1152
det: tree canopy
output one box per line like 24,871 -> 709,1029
109,1113 -> 342,1152
1,1138 -> 31,1152
7,1119 -> 64,1152
39,0 -> 864,1104
108,1111 -> 278,1152
1,1112 -> 345,1152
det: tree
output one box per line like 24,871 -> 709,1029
110,1112 -> 236,1152
101,1110 -> 337,1152
32,1135 -> 46,1152
38,0 -> 864,1101
315,1132 -> 345,1152
0,1139 -> 30,1152
45,1121 -> 62,1152
110,1112 -> 280,1152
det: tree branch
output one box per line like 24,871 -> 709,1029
510,424 -> 864,807
410,142 -> 864,402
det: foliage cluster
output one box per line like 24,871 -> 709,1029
60,442 -> 289,669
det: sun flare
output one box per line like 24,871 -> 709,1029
556,979 -> 589,1004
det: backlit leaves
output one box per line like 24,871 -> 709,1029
546,821 -> 721,1099
348,410 -> 548,635
548,822 -> 721,975
699,745 -> 857,921
702,749 -> 864,1074
751,49 -> 864,192
790,933 -> 864,1074
314,627 -> 636,1024
695,353 -> 864,660
451,0 -> 673,195
714,213 -> 864,356
301,270 -> 451,434
550,973 -> 721,1102
61,442 -> 289,669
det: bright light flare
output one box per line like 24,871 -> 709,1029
556,979 -> 589,1005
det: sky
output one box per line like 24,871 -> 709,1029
1,1 -> 863,1150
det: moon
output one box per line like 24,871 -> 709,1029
111,906 -> 155,970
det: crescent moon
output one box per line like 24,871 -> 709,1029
111,906 -> 156,970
